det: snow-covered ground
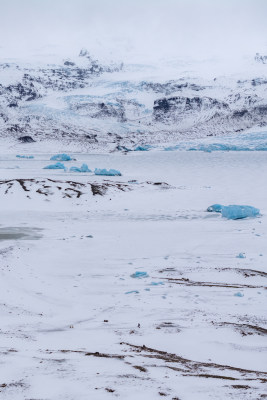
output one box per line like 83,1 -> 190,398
0,148 -> 266,399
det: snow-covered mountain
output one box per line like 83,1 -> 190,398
0,50 -> 267,151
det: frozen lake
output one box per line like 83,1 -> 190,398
0,149 -> 266,399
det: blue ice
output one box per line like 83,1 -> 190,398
125,290 -> 139,294
70,164 -> 92,173
94,168 -> 122,176
207,204 -> 260,219
234,292 -> 244,297
207,204 -> 223,213
130,271 -> 149,279
16,155 -> 34,159
236,253 -> 246,259
134,145 -> 152,151
50,153 -> 73,161
43,162 -> 66,170
221,205 -> 260,220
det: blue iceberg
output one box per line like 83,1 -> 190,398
16,155 -> 34,159
234,292 -> 244,297
50,153 -> 73,161
70,164 -> 92,173
207,204 -> 223,213
236,253 -> 246,259
44,162 -> 66,170
125,290 -> 139,294
130,271 -> 149,279
207,204 -> 260,219
94,168 -> 122,176
221,205 -> 260,220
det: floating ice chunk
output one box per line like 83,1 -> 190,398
94,168 -> 122,176
80,164 -> 92,172
207,204 -> 260,219
130,271 -> 149,279
134,145 -> 152,151
236,253 -> 246,259
16,155 -> 34,159
70,166 -> 82,172
70,164 -> 92,173
234,292 -> 244,297
125,290 -> 139,294
50,153 -> 73,161
221,205 -> 260,220
43,162 -> 66,170
207,204 -> 223,213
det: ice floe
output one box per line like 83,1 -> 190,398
207,204 -> 260,219
43,162 -> 66,170
94,168 -> 122,176
50,153 -> 73,161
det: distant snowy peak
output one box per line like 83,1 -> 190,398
0,49 -> 123,104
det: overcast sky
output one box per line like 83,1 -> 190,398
1,0 -> 267,62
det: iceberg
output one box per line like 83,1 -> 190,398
207,204 -> 260,219
50,153 -> 73,161
16,155 -> 34,159
236,253 -> 246,259
130,271 -> 149,279
43,162 -> 66,170
94,168 -> 122,176
207,204 -> 223,213
221,205 -> 260,220
125,290 -> 139,294
70,164 -> 92,173
234,292 -> 244,297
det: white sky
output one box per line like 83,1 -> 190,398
0,0 -> 267,62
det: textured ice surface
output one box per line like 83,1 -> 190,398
94,168 -> 122,176
50,153 -> 73,161
43,162 -> 66,170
